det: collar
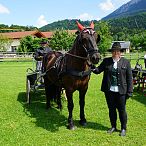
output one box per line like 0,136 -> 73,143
112,57 -> 121,63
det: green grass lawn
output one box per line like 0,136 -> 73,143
0,61 -> 146,146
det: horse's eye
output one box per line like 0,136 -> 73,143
83,29 -> 90,34
91,30 -> 95,35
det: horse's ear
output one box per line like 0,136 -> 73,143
97,34 -> 101,43
90,21 -> 94,29
76,21 -> 84,31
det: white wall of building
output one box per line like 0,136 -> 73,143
7,39 -> 20,52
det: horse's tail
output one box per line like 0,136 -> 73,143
51,84 -> 62,110
42,51 -> 63,110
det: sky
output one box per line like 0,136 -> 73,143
0,0 -> 131,28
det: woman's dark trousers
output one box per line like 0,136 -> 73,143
104,91 -> 127,130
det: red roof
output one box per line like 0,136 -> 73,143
0,30 -> 77,39
0,30 -> 46,39
41,30 -> 77,38
41,32 -> 53,38
67,30 -> 77,34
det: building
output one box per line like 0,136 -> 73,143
0,30 -> 76,52
112,41 -> 131,53
0,30 -> 52,52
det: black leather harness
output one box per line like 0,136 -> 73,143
53,53 -> 91,78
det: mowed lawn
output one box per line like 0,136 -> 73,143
0,61 -> 146,146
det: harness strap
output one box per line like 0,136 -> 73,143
65,68 -> 91,78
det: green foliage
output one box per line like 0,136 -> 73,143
0,34 -> 12,51
18,36 -> 34,52
129,31 -> 146,51
108,13 -> 146,34
49,29 -> 76,51
0,24 -> 37,32
96,21 -> 113,54
18,36 -> 47,52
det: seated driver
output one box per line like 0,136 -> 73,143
34,40 -> 52,72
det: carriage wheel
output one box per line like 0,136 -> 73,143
26,78 -> 31,104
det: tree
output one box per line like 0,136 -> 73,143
0,34 -> 12,51
130,31 -> 146,51
95,21 -> 113,54
18,36 -> 34,52
18,36 -> 47,52
49,29 -> 76,51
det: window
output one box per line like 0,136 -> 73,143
11,46 -> 17,52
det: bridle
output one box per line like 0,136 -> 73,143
66,27 -> 99,62
66,52 -> 88,60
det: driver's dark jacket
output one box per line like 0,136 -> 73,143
93,57 -> 133,94
34,47 -> 52,61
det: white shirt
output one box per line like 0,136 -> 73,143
110,58 -> 120,92
144,54 -> 146,59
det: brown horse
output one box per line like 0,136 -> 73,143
43,21 -> 100,130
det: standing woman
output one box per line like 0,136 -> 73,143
92,42 -> 133,136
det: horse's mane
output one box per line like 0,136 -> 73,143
69,34 -> 81,53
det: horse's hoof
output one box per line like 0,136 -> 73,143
67,124 -> 75,130
79,120 -> 87,126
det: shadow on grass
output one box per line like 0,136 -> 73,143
132,88 -> 146,106
73,120 -> 109,131
17,91 -> 108,132
17,91 -> 67,132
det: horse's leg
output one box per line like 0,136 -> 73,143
56,86 -> 62,110
44,76 -> 51,109
66,90 -> 75,130
79,88 -> 88,126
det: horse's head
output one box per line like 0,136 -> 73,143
76,21 -> 100,64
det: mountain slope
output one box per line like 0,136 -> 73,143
103,0 -> 146,20
39,19 -> 97,31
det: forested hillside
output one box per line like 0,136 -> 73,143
39,13 -> 146,34
108,12 -> 146,36
103,0 -> 146,20
39,19 -> 96,31
0,24 -> 37,33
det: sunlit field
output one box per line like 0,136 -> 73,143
0,60 -> 146,146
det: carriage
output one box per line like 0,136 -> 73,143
26,60 -> 45,104
132,58 -> 146,92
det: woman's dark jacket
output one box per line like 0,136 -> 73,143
93,57 -> 133,94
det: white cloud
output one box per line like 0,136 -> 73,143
77,13 -> 100,21
95,17 -> 101,21
0,4 -> 10,14
99,0 -> 114,11
77,13 -> 93,21
36,15 -> 48,27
